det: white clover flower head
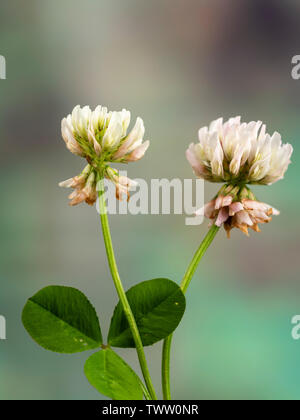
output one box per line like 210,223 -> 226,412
186,116 -> 293,185
61,105 -> 149,165
187,117 -> 293,237
60,105 -> 149,206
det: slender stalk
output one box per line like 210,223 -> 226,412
138,379 -> 152,401
161,333 -> 172,400
181,225 -> 219,293
97,175 -> 157,400
162,224 -> 219,400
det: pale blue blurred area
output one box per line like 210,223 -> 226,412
0,0 -> 300,400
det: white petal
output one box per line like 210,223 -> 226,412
102,112 -> 123,148
209,117 -> 223,133
88,128 -> 102,156
210,133 -> 224,178
61,118 -> 83,156
112,117 -> 145,159
120,109 -> 131,136
59,178 -> 74,188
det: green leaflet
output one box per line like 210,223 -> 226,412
108,278 -> 186,347
22,285 -> 102,353
84,348 -> 143,400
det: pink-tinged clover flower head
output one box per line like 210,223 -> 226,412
197,185 -> 279,238
187,117 -> 293,237
59,105 -> 150,205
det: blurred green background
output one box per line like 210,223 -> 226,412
0,0 -> 300,400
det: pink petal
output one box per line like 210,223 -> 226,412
242,199 -> 267,211
235,210 -> 253,226
250,210 -> 270,221
271,207 -> 280,216
215,207 -> 229,227
195,200 -> 216,218
125,141 -> 150,162
215,195 -> 233,209
186,145 -> 207,177
229,201 -> 244,216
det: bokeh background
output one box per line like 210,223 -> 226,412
0,0 -> 300,400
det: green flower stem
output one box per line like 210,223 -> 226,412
162,224 -> 219,400
138,379 -> 152,401
180,224 -> 220,293
97,175 -> 157,400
